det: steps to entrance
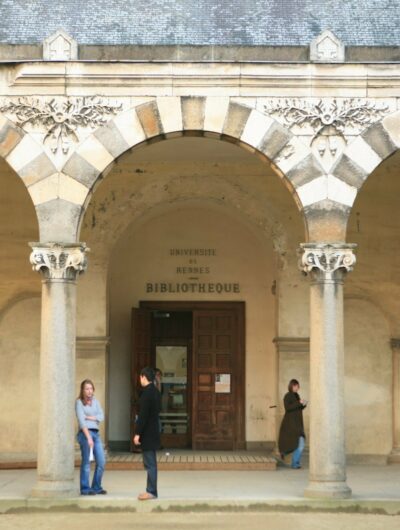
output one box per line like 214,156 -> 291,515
0,451 -> 277,471
106,451 -> 276,471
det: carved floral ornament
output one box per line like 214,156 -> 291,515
0,96 -> 122,154
29,243 -> 89,280
263,98 -> 390,167
299,243 -> 357,278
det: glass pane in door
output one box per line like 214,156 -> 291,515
155,345 -> 188,438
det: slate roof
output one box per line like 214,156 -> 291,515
0,0 -> 399,47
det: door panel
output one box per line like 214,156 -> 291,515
192,309 -> 238,450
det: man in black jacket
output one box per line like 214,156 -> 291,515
133,366 -> 161,500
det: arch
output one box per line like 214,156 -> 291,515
55,96 -> 327,242
80,171 -> 295,268
0,112 -> 57,234
321,109 -> 400,240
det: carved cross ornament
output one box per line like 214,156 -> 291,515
29,243 -> 88,281
299,243 -> 356,280
0,96 -> 122,154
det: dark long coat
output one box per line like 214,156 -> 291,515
278,391 -> 306,455
135,383 -> 161,451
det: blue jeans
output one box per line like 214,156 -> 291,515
143,450 -> 158,497
291,435 -> 305,468
77,429 -> 106,494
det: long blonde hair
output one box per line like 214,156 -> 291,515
78,379 -> 95,402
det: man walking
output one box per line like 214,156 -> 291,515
133,367 -> 161,500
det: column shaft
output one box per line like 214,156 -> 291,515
300,243 -> 355,499
30,243 -> 87,498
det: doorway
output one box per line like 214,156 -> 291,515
131,301 -> 245,450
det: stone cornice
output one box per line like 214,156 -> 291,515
273,337 -> 310,354
76,336 -> 110,358
3,62 -> 400,97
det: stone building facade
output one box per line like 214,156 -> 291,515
1,0 -> 400,500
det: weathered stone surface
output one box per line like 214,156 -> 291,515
63,153 -> 100,189
382,110 -> 400,147
257,121 -> 292,161
5,135 -> 45,173
331,154 -> 368,189
181,96 -> 206,130
157,96 -> 183,134
287,154 -> 325,188
18,153 -> 57,188
93,120 -> 130,160
203,96 -> 230,134
222,102 -> 252,139
344,136 -> 382,175
240,109 -> 274,149
35,198 -> 82,243
0,121 -> 24,158
362,121 -> 398,160
113,109 -> 146,148
303,199 -> 351,242
136,100 -> 163,138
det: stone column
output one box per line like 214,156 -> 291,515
299,243 -> 356,499
389,339 -> 400,463
29,243 -> 88,497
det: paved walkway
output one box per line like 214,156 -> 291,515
0,464 -> 399,514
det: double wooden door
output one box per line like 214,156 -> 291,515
131,302 -> 245,450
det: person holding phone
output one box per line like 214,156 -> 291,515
75,379 -> 107,495
278,378 -> 308,469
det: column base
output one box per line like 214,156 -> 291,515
31,479 -> 78,498
388,448 -> 400,464
304,480 -> 352,499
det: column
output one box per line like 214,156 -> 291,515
389,340 -> 400,463
299,242 -> 356,499
30,243 -> 88,497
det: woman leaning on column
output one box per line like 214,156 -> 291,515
75,379 -> 107,495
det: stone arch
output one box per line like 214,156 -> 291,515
58,96 -> 327,242
323,109 -> 400,240
0,112 -> 58,235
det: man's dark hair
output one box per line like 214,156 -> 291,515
288,379 -> 300,392
141,366 -> 155,382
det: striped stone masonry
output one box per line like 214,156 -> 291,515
2,98 -> 400,243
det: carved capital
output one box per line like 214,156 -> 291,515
299,243 -> 356,280
29,243 -> 88,281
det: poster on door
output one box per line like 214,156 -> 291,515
215,373 -> 231,393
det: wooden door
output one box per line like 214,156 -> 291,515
192,309 -> 242,450
130,307 -> 151,451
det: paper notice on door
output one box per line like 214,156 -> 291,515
215,373 -> 231,393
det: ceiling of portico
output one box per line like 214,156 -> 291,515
80,135 -> 305,270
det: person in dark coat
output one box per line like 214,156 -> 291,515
133,366 -> 161,499
278,378 -> 307,469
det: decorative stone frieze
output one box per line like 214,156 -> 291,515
43,30 -> 78,61
310,30 -> 345,63
263,98 -> 389,169
0,97 -> 122,154
299,243 -> 356,279
29,243 -> 88,281
264,98 -> 389,138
